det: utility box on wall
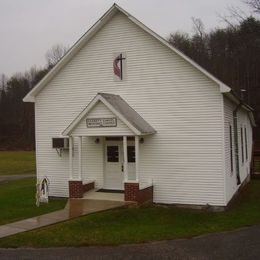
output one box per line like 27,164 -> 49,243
52,138 -> 69,149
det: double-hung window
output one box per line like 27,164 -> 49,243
229,125 -> 233,173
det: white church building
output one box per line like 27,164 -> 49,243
24,4 -> 255,207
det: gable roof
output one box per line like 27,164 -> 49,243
224,90 -> 256,126
23,3 -> 232,103
62,93 -> 156,136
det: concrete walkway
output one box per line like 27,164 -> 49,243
0,199 -> 131,239
0,174 -> 35,182
84,189 -> 124,201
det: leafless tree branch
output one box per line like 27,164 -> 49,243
191,17 -> 205,38
244,0 -> 260,13
45,44 -> 69,67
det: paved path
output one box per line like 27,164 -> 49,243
0,174 -> 35,182
0,199 -> 130,239
0,225 -> 259,259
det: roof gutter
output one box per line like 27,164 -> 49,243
224,90 -> 256,127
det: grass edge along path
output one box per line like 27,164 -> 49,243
0,179 -> 259,248
0,178 -> 66,226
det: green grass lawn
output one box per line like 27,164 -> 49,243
0,178 -> 66,225
0,179 -> 259,248
0,151 -> 36,175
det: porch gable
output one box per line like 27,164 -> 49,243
62,93 -> 156,136
71,101 -> 134,136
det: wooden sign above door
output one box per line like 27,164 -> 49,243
86,117 -> 117,128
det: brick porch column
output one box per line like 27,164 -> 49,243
124,181 -> 153,203
69,180 -> 84,198
124,182 -> 139,201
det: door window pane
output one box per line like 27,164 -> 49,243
107,146 -> 119,162
127,146 -> 135,163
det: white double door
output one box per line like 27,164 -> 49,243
104,139 -> 136,190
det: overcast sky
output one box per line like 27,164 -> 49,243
0,0 -> 252,77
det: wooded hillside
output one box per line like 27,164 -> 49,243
0,45 -> 67,150
0,3 -> 259,150
169,16 -> 260,138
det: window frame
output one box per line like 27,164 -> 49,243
241,127 -> 244,164
244,127 -> 248,161
229,125 -> 234,173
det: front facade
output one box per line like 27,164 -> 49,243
24,4 -> 254,207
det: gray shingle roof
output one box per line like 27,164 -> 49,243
99,93 -> 156,134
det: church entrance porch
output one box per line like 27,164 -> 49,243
63,93 -> 155,203
68,135 -> 153,204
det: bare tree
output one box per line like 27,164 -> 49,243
45,44 -> 69,67
245,0 -> 260,13
191,17 -> 205,38
218,5 -> 248,28
0,74 -> 7,91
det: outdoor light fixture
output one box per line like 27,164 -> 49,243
95,138 -> 100,144
140,137 -> 144,144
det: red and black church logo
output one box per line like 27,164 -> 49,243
113,53 -> 126,80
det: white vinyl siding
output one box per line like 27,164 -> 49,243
35,12 -> 231,205
223,97 -> 253,204
82,136 -> 104,188
72,101 -> 134,136
237,108 -> 253,182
